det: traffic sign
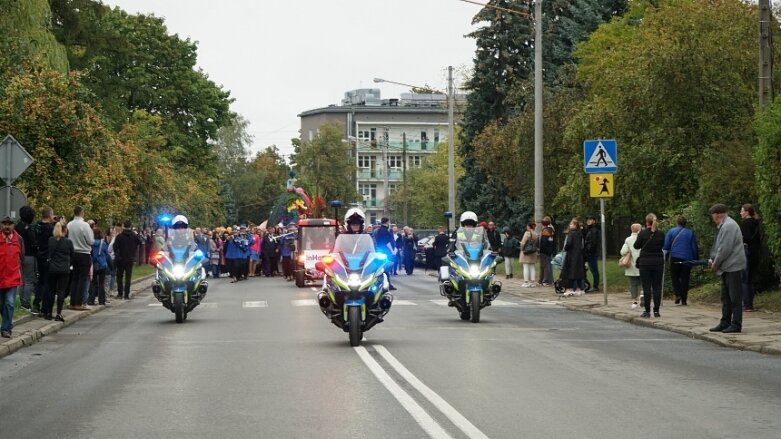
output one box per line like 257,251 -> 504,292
589,174 -> 614,198
0,135 -> 34,184
584,139 -> 617,174
1,186 -> 28,218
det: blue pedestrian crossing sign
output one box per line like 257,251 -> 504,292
584,139 -> 617,174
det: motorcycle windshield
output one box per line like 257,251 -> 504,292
334,234 -> 376,271
456,227 -> 486,262
167,228 -> 196,262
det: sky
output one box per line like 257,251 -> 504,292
101,0 -> 481,160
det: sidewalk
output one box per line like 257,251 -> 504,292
0,276 -> 156,360
498,276 -> 781,356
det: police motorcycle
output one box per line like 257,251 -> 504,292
151,215 -> 208,323
439,212 -> 503,323
315,208 -> 393,346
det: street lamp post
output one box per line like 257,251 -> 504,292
373,69 -> 456,231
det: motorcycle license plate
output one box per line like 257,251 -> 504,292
467,285 -> 482,292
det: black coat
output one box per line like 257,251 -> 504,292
486,228 -> 502,252
433,233 -> 449,257
48,237 -> 74,274
584,225 -> 600,257
633,228 -> 665,266
561,229 -> 585,280
740,218 -> 761,265
113,230 -> 139,264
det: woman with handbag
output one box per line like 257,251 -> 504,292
519,222 -> 539,287
634,213 -> 666,318
620,223 -> 643,309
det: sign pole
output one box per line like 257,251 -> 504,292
5,143 -> 11,217
601,198 -> 607,305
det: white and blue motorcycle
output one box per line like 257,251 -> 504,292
315,233 -> 393,346
151,227 -> 208,323
440,227 -> 503,323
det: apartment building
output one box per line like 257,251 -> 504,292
298,89 -> 451,225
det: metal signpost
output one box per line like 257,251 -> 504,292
0,135 -> 34,219
584,140 -> 617,305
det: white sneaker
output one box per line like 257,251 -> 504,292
521,282 -> 529,288
573,290 -> 584,296
631,302 -> 638,309
563,290 -> 575,297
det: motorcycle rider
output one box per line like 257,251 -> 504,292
448,211 -> 490,254
164,215 -> 197,256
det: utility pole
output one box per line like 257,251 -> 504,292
402,132 -> 408,226
383,133 -> 389,217
534,0 -> 544,225
447,66 -> 456,231
759,0 -> 774,106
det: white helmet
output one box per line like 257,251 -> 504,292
171,215 -> 189,229
344,207 -> 366,233
459,211 -> 478,227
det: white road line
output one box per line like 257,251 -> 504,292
291,299 -> 317,306
374,345 -> 490,439
490,300 -> 519,306
430,300 -> 449,306
198,302 -> 218,309
147,303 -> 162,307
353,346 -> 452,439
242,301 -> 268,308
310,287 -> 319,292
392,300 -> 417,306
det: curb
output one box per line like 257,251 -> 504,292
1,275 -> 155,360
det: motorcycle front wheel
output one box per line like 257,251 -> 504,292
174,294 -> 184,323
348,306 -> 362,347
470,291 -> 480,323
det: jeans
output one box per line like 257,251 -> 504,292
45,273 -> 70,316
1,287 -> 17,332
504,257 -> 514,276
586,254 -> 600,289
20,255 -> 37,308
720,271 -> 743,327
211,263 -> 221,278
69,253 -> 92,306
89,269 -> 107,304
639,264 -> 664,312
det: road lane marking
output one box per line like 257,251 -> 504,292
489,300 -> 518,306
147,303 -> 162,307
430,300 -> 449,306
393,300 -> 417,306
374,345 -> 490,439
354,346 -> 452,439
242,301 -> 268,308
291,299 -> 317,306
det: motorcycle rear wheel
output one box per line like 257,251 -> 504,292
470,291 -> 480,323
174,294 -> 184,323
348,306 -> 362,347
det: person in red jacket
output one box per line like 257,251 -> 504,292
1,216 -> 24,338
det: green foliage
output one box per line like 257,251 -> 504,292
461,0 -> 626,224
754,98 -> 781,277
290,122 -> 358,216
0,0 -> 69,72
560,0 -> 759,216
386,140 -> 464,228
50,0 -> 234,172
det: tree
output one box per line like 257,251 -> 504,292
50,0 -> 234,172
558,0 -> 763,217
754,101 -> 781,278
460,0 -> 626,223
290,122 -> 358,216
0,0 -> 69,73
387,140 -> 464,228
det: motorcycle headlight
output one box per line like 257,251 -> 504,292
172,265 -> 186,279
469,265 -> 480,277
348,273 -> 362,289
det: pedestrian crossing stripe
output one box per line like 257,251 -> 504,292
292,299 -> 317,306
242,301 -> 268,308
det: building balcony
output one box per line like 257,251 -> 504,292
357,170 -> 404,181
356,139 -> 440,153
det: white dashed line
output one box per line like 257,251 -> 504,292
242,301 -> 268,308
291,299 -> 317,306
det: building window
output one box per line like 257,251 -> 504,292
408,156 -> 422,168
383,127 -> 390,146
359,183 -> 377,206
369,212 -> 378,225
421,130 -> 428,150
308,130 -> 314,141
357,130 -> 370,140
388,155 -> 403,170
434,129 -> 440,144
388,183 -> 399,195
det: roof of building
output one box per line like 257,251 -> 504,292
298,105 -> 447,118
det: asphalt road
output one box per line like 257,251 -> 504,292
1,271 -> 781,439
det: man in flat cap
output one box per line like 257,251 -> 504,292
708,204 -> 746,333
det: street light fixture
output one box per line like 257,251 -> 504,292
373,68 -> 456,231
